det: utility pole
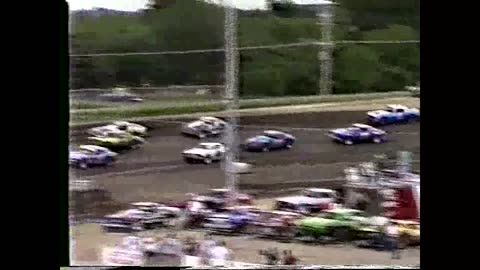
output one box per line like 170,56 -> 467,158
222,2 -> 239,207
316,2 -> 335,95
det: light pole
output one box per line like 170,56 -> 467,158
317,2 -> 335,95
222,1 -> 240,206
295,0 -> 336,95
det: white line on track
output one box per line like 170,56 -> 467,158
150,119 -> 420,135
81,164 -> 182,180
77,159 -> 420,180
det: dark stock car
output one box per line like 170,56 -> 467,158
242,130 -> 296,152
328,124 -> 387,145
100,202 -> 181,232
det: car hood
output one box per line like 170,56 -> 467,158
105,209 -> 144,219
69,152 -> 87,160
330,128 -> 353,135
277,196 -> 320,205
367,110 -> 390,117
409,108 -> 420,114
301,217 -> 336,226
183,148 -> 208,155
187,121 -> 205,129
128,125 -> 147,132
246,136 -> 271,143
88,136 -> 121,142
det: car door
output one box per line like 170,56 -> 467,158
394,109 -> 405,122
213,145 -> 223,160
90,150 -> 102,165
96,150 -> 110,164
214,122 -> 225,134
358,128 -> 371,141
270,135 -> 283,149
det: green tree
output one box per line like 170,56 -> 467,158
363,25 -> 420,89
338,0 -> 419,31
334,45 -> 381,93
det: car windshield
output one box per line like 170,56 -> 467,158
303,190 -> 332,198
349,210 -> 366,217
74,149 -> 92,154
197,144 -> 212,149
320,212 -> 336,219
110,132 -> 128,138
210,191 -> 226,198
264,133 -> 280,139
201,119 -> 215,125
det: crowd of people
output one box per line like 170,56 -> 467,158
125,232 -> 301,266
115,219 -> 404,267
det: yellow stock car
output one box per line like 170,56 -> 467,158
392,220 -> 420,248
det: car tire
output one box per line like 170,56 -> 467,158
198,133 -> 206,139
379,118 -> 387,126
79,161 -> 88,169
105,157 -> 113,166
204,157 -> 212,164
344,140 -> 354,145
333,228 -> 350,242
285,143 -> 293,149
262,146 -> 269,152
372,137 -> 382,144
132,223 -> 145,232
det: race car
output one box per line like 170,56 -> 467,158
182,142 -> 226,164
98,87 -> 144,103
101,202 -> 180,232
391,220 -> 420,248
367,104 -> 420,126
88,130 -> 145,150
181,117 -> 227,139
242,130 -> 296,152
203,209 -> 256,235
87,121 -> 148,137
69,145 -> 118,169
328,124 -> 387,145
188,188 -> 253,211
274,196 -> 325,215
297,208 -> 371,241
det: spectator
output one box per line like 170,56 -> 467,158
282,250 -> 298,265
209,240 -> 231,267
385,221 -> 401,259
183,236 -> 198,256
259,248 -> 279,265
198,235 -> 216,265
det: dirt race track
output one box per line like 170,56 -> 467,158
71,110 -> 419,203
70,109 -> 420,265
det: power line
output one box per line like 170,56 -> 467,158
70,40 -> 420,57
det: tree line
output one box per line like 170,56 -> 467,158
70,0 -> 420,96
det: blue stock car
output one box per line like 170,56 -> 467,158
69,145 -> 118,169
367,104 -> 420,126
328,124 -> 387,145
242,130 -> 296,152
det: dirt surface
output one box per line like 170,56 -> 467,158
71,110 -> 419,203
70,109 -> 420,265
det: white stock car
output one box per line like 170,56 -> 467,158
101,202 -> 180,232
367,104 -> 420,126
88,121 -> 148,137
181,117 -> 227,139
274,188 -> 338,214
182,142 -> 226,164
